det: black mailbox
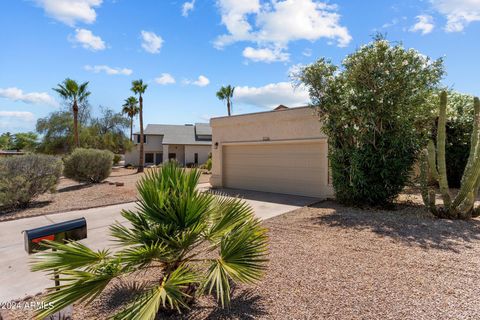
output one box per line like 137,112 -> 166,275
24,218 -> 87,254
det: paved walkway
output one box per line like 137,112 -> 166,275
0,187 -> 317,302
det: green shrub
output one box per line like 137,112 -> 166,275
63,148 -> 113,183
297,37 -> 444,206
0,154 -> 62,209
113,154 -> 122,166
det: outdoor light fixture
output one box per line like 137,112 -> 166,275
214,142 -> 218,149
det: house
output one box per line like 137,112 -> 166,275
210,106 -> 334,198
125,123 -> 212,167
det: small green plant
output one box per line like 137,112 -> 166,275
420,91 -> 480,219
0,154 -> 62,209
113,154 -> 121,166
31,162 -> 268,319
63,148 -> 113,183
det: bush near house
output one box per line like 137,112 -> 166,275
297,37 -> 444,207
113,154 -> 122,166
63,148 -> 114,183
31,162 -> 268,319
0,154 -> 62,209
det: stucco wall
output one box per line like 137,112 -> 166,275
185,145 -> 211,166
125,135 -> 164,166
210,107 -> 333,197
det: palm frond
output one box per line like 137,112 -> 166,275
35,267 -> 122,319
116,242 -> 173,267
114,265 -> 201,320
30,240 -> 110,273
205,194 -> 255,241
204,219 -> 268,307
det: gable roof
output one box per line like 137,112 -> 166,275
136,123 -> 211,145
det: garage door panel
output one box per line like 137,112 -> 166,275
222,142 -> 326,197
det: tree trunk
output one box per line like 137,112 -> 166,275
130,117 -> 133,141
227,99 -> 231,116
73,100 -> 79,148
137,95 -> 144,173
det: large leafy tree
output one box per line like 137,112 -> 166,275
216,85 -> 235,116
131,80 -> 148,173
36,107 -> 130,154
122,96 -> 139,141
32,162 -> 268,319
0,132 -> 13,150
53,79 -> 91,148
297,37 -> 444,206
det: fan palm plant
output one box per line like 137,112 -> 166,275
131,79 -> 148,173
216,85 -> 235,116
31,162 -> 269,319
53,79 -> 90,148
122,96 -> 140,141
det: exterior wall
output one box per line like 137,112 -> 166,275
125,134 -> 163,166
185,145 -> 211,166
210,107 -> 333,197
166,144 -> 185,165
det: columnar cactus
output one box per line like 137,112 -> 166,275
421,91 -> 480,219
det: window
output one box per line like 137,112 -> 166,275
194,153 -> 198,164
168,153 -> 176,160
136,135 -> 147,144
155,153 -> 163,165
145,153 -> 154,163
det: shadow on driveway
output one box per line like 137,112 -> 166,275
209,187 -> 319,207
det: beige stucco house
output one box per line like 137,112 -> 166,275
125,123 -> 211,167
210,106 -> 334,198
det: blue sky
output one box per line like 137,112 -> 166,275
1,0 -> 480,133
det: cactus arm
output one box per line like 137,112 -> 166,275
427,140 -> 439,181
437,91 -> 452,209
452,97 -> 480,212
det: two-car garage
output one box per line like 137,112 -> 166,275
209,107 -> 333,199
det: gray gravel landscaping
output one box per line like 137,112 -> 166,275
3,199 -> 480,319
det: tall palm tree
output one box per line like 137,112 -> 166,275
216,85 -> 235,116
53,79 -> 90,148
32,163 -> 269,319
122,96 -> 139,141
131,79 -> 148,173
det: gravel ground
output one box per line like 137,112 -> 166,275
3,198 -> 480,319
0,167 -> 211,221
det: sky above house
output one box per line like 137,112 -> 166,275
1,0 -> 480,133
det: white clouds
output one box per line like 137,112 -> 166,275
235,82 -> 309,109
0,87 -> 58,107
193,75 -> 210,87
431,0 -> 480,32
215,0 -> 351,62
34,0 -> 102,26
410,15 -> 435,34
182,0 -> 196,17
242,47 -> 289,63
155,73 -> 176,85
84,65 -> 132,75
0,111 -> 35,122
185,75 -> 210,87
69,28 -> 106,51
141,31 -> 163,54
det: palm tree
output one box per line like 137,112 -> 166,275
216,85 -> 235,116
32,162 -> 269,319
131,79 -> 148,173
53,79 -> 90,148
122,96 -> 139,141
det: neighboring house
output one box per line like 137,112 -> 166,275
125,123 -> 212,167
210,106 -> 334,198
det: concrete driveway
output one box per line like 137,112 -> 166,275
0,188 -> 318,303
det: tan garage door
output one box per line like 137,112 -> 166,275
222,141 -> 328,198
